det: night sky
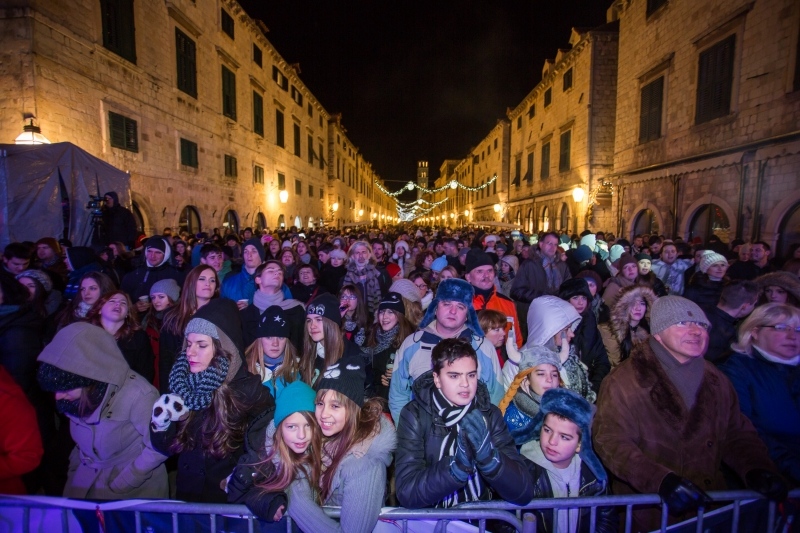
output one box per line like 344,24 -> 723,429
237,1 -> 611,199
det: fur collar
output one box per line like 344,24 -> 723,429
629,340 -> 721,437
609,285 -> 657,343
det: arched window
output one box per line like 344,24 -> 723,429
308,216 -> 315,228
777,201 -> 800,258
560,203 -> 570,233
633,209 -> 659,236
131,202 -> 145,234
223,210 -> 239,234
294,215 -> 302,229
255,212 -> 267,232
179,205 -> 201,234
526,208 -> 534,234
515,209 -> 521,225
278,214 -> 286,228
689,203 -> 729,244
540,206 -> 550,232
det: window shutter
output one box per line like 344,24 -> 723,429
253,92 -> 264,136
175,29 -> 197,98
109,112 -> 126,148
640,76 -> 663,142
696,34 -> 735,124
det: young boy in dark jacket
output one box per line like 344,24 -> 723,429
523,388 -> 617,533
394,337 -> 534,509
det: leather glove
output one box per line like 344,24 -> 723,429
658,473 -> 710,516
150,394 -> 188,432
449,431 -> 475,483
746,469 -> 788,502
461,410 -> 500,476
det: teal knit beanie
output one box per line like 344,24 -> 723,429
274,381 -> 317,426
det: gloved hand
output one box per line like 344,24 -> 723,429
150,394 -> 188,432
658,473 -> 710,516
505,331 -> 521,364
746,469 -> 788,501
461,410 -> 500,476
449,431 -> 474,483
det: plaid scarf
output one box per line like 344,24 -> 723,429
431,388 -> 482,508
542,255 -> 563,294
343,263 -> 382,314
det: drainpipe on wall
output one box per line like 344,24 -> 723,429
734,153 -> 749,241
671,176 -> 680,239
586,37 -> 595,231
751,159 -> 767,241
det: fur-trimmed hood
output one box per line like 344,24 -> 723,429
756,271 -> 800,303
609,284 -> 657,344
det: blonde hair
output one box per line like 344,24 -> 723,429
732,303 -> 800,355
498,366 -> 563,415
245,337 -> 300,385
255,411 -> 322,497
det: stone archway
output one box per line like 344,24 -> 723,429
681,194 -> 736,243
130,191 -> 153,235
763,191 -> 800,252
627,201 -> 664,241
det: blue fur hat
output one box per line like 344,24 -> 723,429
531,388 -> 607,488
419,278 -> 483,336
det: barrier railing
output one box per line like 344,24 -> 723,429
0,489 -> 797,533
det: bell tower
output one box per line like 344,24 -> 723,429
416,161 -> 428,201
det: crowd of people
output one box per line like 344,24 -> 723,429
1,220 -> 798,532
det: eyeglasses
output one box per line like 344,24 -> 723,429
674,321 -> 710,330
763,324 -> 800,333
414,283 -> 428,290
340,295 -> 357,301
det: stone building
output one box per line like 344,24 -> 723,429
505,24 -> 619,235
608,0 -> 800,255
0,0 -> 392,237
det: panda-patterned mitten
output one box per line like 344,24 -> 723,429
151,394 -> 188,432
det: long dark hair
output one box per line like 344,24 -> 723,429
55,271 -> 116,330
255,411 -> 322,496
365,309 -> 415,350
339,284 -> 368,330
300,316 -> 343,384
169,338 -> 251,458
85,290 -> 141,341
162,265 -> 219,335
316,390 -> 383,501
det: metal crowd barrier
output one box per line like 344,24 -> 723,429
0,489 -> 797,533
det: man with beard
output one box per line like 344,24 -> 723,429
342,240 -> 390,314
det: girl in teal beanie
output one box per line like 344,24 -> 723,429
227,380 -> 322,523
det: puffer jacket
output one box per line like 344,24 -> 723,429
395,371 -> 534,508
389,321 -> 503,421
38,322 -> 168,499
287,416 -> 397,533
684,273 -> 726,308
527,459 -> 618,533
599,285 -> 657,367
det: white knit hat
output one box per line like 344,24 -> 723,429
698,250 -> 728,273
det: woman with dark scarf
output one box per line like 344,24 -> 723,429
141,279 -> 180,388
360,292 -> 415,413
150,298 -> 272,503
339,284 -> 369,347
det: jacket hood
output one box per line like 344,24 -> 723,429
345,415 -> 397,468
411,369 -> 492,416
610,285 -> 657,343
104,191 -> 120,205
525,296 -> 582,349
756,272 -> 800,303
37,322 -> 129,387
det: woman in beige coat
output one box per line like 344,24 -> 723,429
37,322 -> 168,499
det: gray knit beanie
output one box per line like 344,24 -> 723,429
150,278 -> 181,302
650,296 -> 709,334
519,345 -> 562,372
390,278 -> 422,303
698,250 -> 728,274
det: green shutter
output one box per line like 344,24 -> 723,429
253,92 -> 264,136
175,28 -> 197,98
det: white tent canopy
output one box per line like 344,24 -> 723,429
0,142 -> 130,249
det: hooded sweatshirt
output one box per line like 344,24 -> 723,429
524,443 -> 581,533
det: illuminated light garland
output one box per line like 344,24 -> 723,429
377,174 -> 498,197
395,197 -> 450,209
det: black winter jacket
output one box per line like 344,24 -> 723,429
684,274 -> 725,309
0,305 -> 45,398
121,262 -> 185,301
527,461 -> 618,533
573,311 -> 611,394
117,329 -> 155,384
395,370 -> 534,508
151,364 -> 273,503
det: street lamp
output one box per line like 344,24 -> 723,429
572,186 -> 584,233
279,190 -> 288,203
332,202 -> 339,212
358,209 -> 364,217
493,203 -> 501,213
14,118 -> 51,145
464,209 -> 470,217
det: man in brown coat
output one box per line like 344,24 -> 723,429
593,296 -> 786,531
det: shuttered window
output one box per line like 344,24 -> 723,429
108,112 -> 138,152
224,155 -> 237,178
563,68 -> 573,91
293,123 -> 301,156
180,138 -> 198,168
253,92 -> 264,137
221,66 -> 236,120
646,0 -> 668,17
100,0 -> 136,63
696,34 -> 735,124
512,159 -> 521,187
275,111 -> 285,147
559,131 -> 571,172
639,76 -> 664,142
544,88 -> 552,107
221,9 -> 234,39
253,165 -> 264,185
525,152 -> 534,183
308,134 -> 314,164
541,142 -> 551,179
253,44 -> 262,67
175,28 -> 197,98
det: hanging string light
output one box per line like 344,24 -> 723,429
376,174 -> 497,197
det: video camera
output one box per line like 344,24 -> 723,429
86,195 -> 105,217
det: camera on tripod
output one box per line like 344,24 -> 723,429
86,195 -> 105,217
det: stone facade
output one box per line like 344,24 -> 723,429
0,0 -> 393,237
609,0 -> 800,253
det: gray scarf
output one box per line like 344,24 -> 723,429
252,289 -> 303,313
